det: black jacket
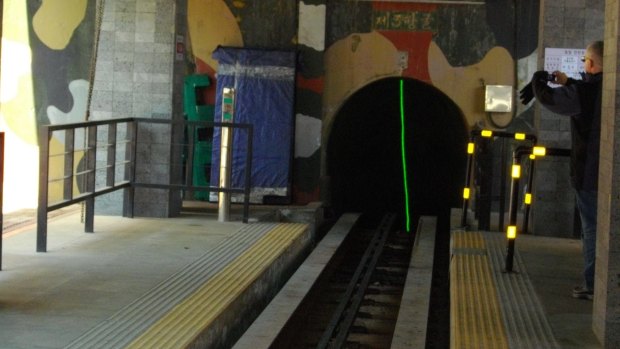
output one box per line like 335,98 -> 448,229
531,71 -> 602,191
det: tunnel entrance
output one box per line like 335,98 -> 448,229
327,77 -> 468,224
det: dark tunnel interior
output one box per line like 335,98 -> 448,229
327,77 -> 469,226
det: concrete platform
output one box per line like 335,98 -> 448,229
0,204 -> 314,349
515,234 -> 601,348
0,204 -> 605,348
451,228 -> 602,349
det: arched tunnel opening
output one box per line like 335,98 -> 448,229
327,77 -> 469,229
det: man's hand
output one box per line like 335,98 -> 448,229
530,71 -> 556,106
552,71 -> 568,85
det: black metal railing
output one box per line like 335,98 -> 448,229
37,118 -> 253,252
460,128 -> 572,271
503,145 -> 570,272
461,129 -> 537,230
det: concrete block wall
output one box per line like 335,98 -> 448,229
89,0 -> 178,217
532,159 -> 575,235
532,0 -> 604,236
169,0 -> 188,216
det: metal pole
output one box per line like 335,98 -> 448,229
242,125 -> 253,223
499,138 -> 507,231
63,129 -> 75,202
37,127 -> 51,252
218,88 -> 235,222
505,152 -> 523,272
461,137 -> 475,227
85,126 -> 97,233
522,159 -> 536,234
505,238 -> 515,272
123,120 -> 137,218
478,138 -> 492,230
218,125 -> 232,222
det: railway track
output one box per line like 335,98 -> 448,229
272,212 -> 415,348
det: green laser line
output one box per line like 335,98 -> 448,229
399,79 -> 411,232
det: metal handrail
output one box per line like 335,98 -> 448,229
37,118 -> 253,252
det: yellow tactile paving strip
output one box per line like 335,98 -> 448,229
125,222 -> 308,349
450,230 -> 509,349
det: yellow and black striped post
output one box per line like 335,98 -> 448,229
505,146 -> 546,272
522,146 -> 546,234
505,157 -> 521,272
460,138 -> 476,227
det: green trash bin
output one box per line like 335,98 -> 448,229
184,75 -> 215,200
184,74 -> 212,121
192,139 -> 213,200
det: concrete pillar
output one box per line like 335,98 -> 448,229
90,0 -> 177,217
594,1 -> 620,346
296,0 -> 326,204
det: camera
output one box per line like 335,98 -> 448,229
546,73 -> 556,81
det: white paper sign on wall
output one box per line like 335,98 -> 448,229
544,47 -> 586,81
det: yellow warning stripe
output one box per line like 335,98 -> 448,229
453,229 -> 486,250
451,231 -> 509,349
126,223 -> 308,349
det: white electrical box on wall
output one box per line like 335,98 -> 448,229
484,85 -> 513,113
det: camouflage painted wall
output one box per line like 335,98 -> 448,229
1,0 -> 96,211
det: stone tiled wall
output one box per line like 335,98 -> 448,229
169,0 -> 187,215
90,0 -> 178,217
594,0 -> 620,345
532,0 -> 604,236
538,0 -> 620,344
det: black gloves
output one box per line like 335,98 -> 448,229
519,82 -> 534,105
519,71 -> 553,105
532,70 -> 551,82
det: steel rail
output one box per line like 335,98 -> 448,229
317,212 -> 397,349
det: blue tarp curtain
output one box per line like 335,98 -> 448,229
210,46 -> 296,203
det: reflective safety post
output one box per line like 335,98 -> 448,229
522,146 -> 546,234
218,87 -> 235,222
505,157 -> 522,272
505,146 -> 546,271
461,138 -> 475,228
